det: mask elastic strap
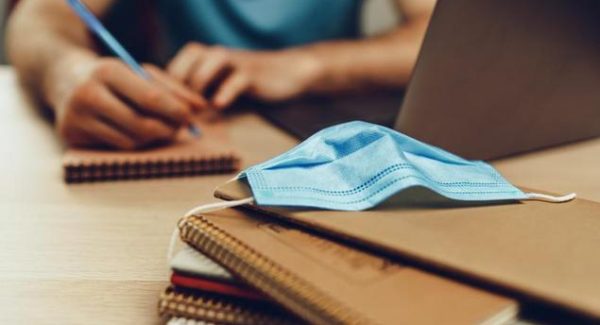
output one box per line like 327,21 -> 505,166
167,197 -> 254,262
185,197 -> 255,217
183,175 -> 253,217
525,192 -> 576,203
166,218 -> 192,265
166,197 -> 254,264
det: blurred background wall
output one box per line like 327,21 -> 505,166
0,0 -> 398,65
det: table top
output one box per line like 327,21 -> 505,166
1,66 -> 599,324
0,67 -> 297,324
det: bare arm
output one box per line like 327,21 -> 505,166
302,0 -> 437,92
6,0 -> 203,149
7,0 -> 109,103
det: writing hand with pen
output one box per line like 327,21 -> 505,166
53,55 -> 205,150
53,0 -> 204,150
61,0 -> 316,150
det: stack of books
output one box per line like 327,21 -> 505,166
159,209 -> 518,324
160,245 -> 301,324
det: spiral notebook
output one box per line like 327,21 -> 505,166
166,316 -> 294,325
63,120 -> 240,183
158,286 -> 300,325
177,212 -> 517,325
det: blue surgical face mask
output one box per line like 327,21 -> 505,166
188,121 -> 574,214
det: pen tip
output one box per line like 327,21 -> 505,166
189,124 -> 202,137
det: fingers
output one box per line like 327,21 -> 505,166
58,70 -> 183,150
168,44 -> 242,101
167,43 -> 205,82
168,44 -> 233,94
60,125 -> 97,149
79,117 -> 137,150
188,49 -> 232,94
94,60 -> 192,125
213,72 -> 249,109
167,44 -> 257,110
144,64 -> 207,111
87,86 -> 178,146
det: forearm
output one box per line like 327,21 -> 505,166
6,1 -> 100,106
298,16 -> 431,94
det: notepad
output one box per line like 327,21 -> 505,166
62,119 -> 240,183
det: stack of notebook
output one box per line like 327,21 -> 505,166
160,245 -> 301,324
160,206 -> 518,324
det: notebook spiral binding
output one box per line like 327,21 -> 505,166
64,155 -> 239,183
178,215 -> 373,325
159,286 -> 298,325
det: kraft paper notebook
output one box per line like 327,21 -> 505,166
178,213 -> 517,325
214,180 -> 600,320
158,286 -> 299,325
166,317 -> 287,325
63,120 -> 240,183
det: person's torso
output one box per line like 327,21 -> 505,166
156,0 -> 363,53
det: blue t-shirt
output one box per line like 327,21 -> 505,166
157,0 -> 362,53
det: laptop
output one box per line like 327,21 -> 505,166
255,90 -> 403,140
259,0 -> 600,160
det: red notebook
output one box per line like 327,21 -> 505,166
171,272 -> 266,301
170,245 -> 266,301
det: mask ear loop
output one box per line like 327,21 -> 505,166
183,174 -> 255,217
525,192 -> 576,203
184,197 -> 255,217
167,222 -> 182,265
167,173 -> 255,265
166,197 -> 254,264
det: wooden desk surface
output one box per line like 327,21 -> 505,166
0,66 -> 599,324
0,67 -> 297,324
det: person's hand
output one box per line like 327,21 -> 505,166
167,44 -> 323,109
51,55 -> 206,150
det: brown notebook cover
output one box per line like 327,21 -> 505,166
214,180 -> 600,320
178,212 -> 517,325
158,286 -> 299,325
63,120 -> 240,183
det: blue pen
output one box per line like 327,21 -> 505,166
66,0 -> 200,137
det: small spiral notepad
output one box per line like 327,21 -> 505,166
63,121 -> 240,183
